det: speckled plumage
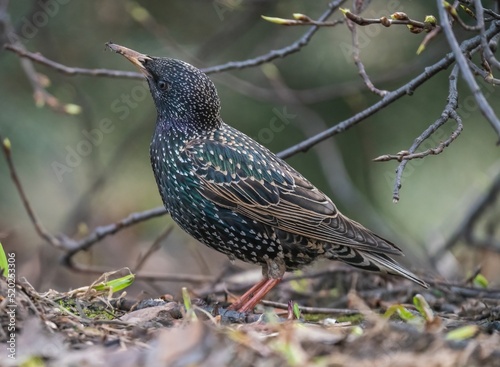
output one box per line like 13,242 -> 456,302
109,43 -> 427,293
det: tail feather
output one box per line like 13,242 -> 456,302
326,245 -> 428,288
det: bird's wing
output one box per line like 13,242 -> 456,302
184,133 -> 402,256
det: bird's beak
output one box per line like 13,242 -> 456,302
106,42 -> 152,77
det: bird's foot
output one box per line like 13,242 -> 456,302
228,278 -> 282,313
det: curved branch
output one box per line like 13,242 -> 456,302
438,1 -> 500,141
5,0 -> 344,78
276,20 -> 500,160
475,0 -> 500,70
201,0 -> 345,74
4,44 -> 142,79
391,66 -> 463,202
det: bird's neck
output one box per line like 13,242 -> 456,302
154,116 -> 222,141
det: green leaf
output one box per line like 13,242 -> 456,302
445,325 -> 479,341
93,274 -> 135,293
384,304 -> 415,322
261,15 -> 293,25
182,286 -> 198,321
413,294 -> 434,322
473,274 -> 489,288
182,286 -> 192,311
292,302 -> 301,319
0,242 -> 8,278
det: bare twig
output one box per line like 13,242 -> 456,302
65,261 -> 215,283
4,44 -> 143,79
475,0 -> 500,70
202,0 -> 345,74
0,141 -> 169,266
438,1 -> 500,141
5,1 -> 343,79
1,136 -> 62,248
417,26 -> 442,55
342,9 -> 437,33
0,24 -> 75,113
372,67 -> 463,164
61,206 -> 168,262
276,20 -> 500,160
260,300 -> 360,315
467,57 -> 500,84
345,13 -> 388,96
261,13 -> 342,27
388,66 -> 463,202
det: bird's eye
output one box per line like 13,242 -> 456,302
158,80 -> 168,91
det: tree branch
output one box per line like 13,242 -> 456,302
4,44 -> 143,79
372,66 -> 463,202
202,0 -> 345,74
276,20 -> 500,160
438,1 -> 500,142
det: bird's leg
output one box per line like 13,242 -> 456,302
234,278 -> 281,313
228,259 -> 285,312
227,278 -> 268,311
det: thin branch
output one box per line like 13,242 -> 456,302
438,1 -> 500,141
61,206 -> 168,263
345,12 -> 388,96
417,26 -> 442,55
372,67 -> 462,163
1,136 -> 62,248
467,57 -> 500,84
372,121 -> 462,163
276,20 -> 500,160
64,261 -> 215,284
260,300 -> 359,315
261,13 -> 342,27
202,0 -> 346,74
5,0 -> 343,79
342,9 -> 438,33
475,0 -> 500,70
0,140 -> 169,266
4,44 -> 143,79
389,66 -> 463,202
0,22 -> 74,113
6,42 -> 425,105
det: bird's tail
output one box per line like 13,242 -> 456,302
326,246 -> 428,288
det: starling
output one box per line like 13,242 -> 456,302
107,43 -> 427,312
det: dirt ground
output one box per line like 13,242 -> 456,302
1,266 -> 500,367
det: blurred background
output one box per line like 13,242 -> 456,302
1,0 -> 499,296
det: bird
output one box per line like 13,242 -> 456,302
107,42 -> 427,312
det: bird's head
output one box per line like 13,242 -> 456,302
107,43 -> 221,131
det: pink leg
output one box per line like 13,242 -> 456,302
228,278 -> 282,313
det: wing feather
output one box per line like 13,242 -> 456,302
185,129 -> 402,256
